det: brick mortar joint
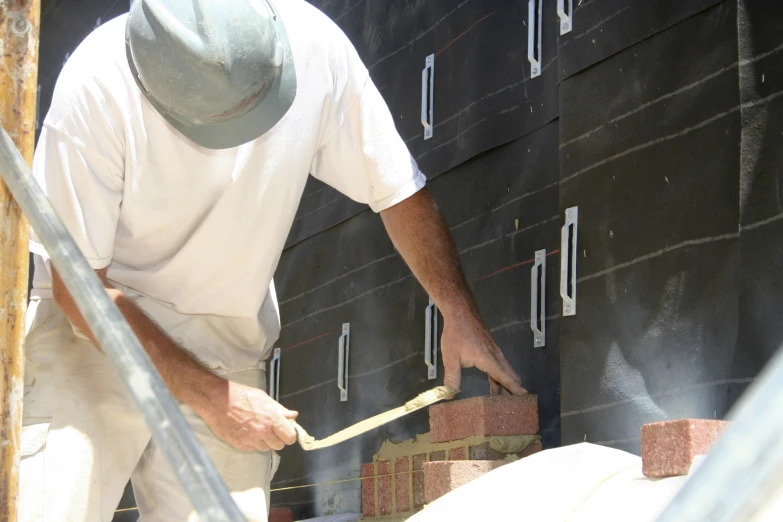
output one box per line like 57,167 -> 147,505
408,459 -> 414,512
373,462 -> 379,518
374,433 -> 541,462
361,514 -> 419,522
391,463 -> 397,514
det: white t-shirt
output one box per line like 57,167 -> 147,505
29,0 -> 425,369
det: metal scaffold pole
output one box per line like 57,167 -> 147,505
0,125 -> 243,522
0,1 -> 40,520
0,3 -> 244,520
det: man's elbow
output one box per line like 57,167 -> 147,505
52,266 -> 119,312
51,267 -> 75,312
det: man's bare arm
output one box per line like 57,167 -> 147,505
51,266 -> 299,450
380,188 -> 526,395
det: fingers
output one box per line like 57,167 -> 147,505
261,404 -> 299,449
443,353 -> 462,396
496,351 -> 527,395
488,376 -> 502,396
477,352 -> 526,395
218,382 -> 302,452
272,413 -> 298,446
246,423 -> 284,451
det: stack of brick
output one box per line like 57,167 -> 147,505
361,394 -> 540,519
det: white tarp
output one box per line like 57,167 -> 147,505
406,442 -> 780,522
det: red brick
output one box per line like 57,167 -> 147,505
378,461 -> 392,515
424,460 -> 508,503
429,394 -> 539,442
361,463 -> 375,518
269,506 -> 293,522
395,457 -> 411,513
448,447 -> 467,460
642,419 -> 730,478
429,450 -> 445,461
412,454 -> 426,509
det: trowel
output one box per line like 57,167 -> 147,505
291,386 -> 458,450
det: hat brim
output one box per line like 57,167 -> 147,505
128,9 -> 296,150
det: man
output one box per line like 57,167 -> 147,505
21,0 -> 526,520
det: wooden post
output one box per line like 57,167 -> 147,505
0,1 -> 40,520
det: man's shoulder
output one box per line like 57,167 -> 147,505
68,14 -> 127,71
280,0 -> 339,31
44,15 -> 130,131
281,0 -> 359,58
281,0 -> 369,89
53,14 -> 128,94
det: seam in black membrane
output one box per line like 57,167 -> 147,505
436,11 -> 496,57
577,232 -> 739,283
281,273 -> 414,328
742,212 -> 783,232
738,40 -> 783,66
280,352 -> 420,399
282,181 -> 558,306
459,216 -> 558,255
405,55 -> 558,144
559,6 -> 632,48
561,42 -> 782,148
490,314 -> 561,334
561,89 -> 783,185
560,63 -> 738,148
292,193 -> 347,223
333,0 -> 364,22
284,117 -> 560,252
558,0 -> 726,81
451,182 -> 559,232
561,108 -> 738,185
279,253 -> 397,305
561,378 -> 754,417
367,0 -> 473,71
416,111 -> 557,163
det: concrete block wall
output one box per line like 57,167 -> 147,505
361,395 -> 540,519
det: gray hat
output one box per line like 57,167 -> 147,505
126,0 -> 296,149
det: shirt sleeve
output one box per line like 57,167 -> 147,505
310,70 -> 426,213
29,50 -> 126,270
29,126 -> 124,269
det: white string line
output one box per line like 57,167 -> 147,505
561,378 -> 753,417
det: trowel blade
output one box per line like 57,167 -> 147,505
292,386 -> 458,451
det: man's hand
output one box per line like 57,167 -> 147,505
52,267 -> 300,452
380,188 -> 529,395
441,314 -> 527,395
200,381 -> 299,452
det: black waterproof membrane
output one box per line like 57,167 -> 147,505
557,0 -> 723,81
732,0 -> 783,404
558,2 -> 742,454
288,0 -> 560,248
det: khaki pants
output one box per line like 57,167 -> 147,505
19,299 -> 279,522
